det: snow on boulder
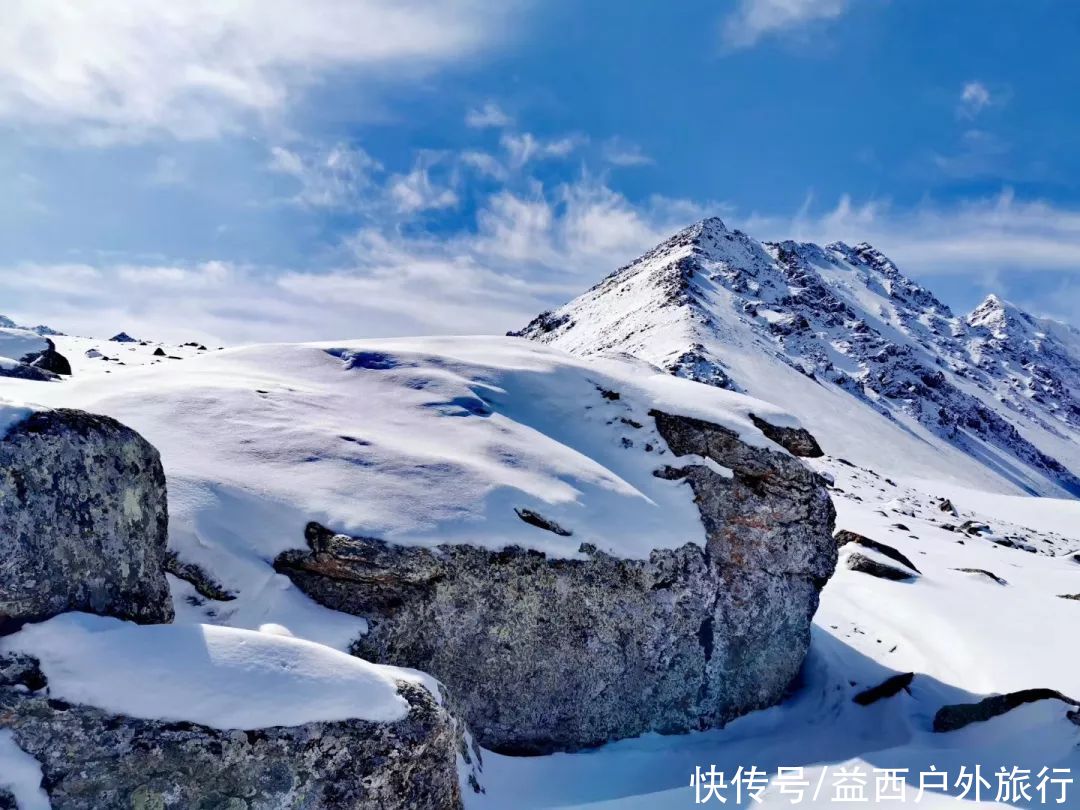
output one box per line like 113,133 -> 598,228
30,336 -> 836,752
0,614 -> 476,809
0,328 -> 70,381
0,404 -> 172,631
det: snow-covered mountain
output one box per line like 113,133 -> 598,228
514,217 -> 1080,499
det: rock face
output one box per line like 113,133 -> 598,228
0,409 -> 172,632
276,409 -> 836,754
0,654 -> 472,810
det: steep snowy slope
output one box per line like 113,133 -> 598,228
515,218 -> 1080,498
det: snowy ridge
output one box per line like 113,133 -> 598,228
515,217 -> 1080,498
2,335 -> 808,650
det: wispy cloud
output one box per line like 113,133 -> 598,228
501,132 -> 587,168
0,171 -> 709,342
744,188 -> 1080,277
388,154 -> 460,213
958,81 -> 994,118
0,1 -> 517,143
465,102 -> 514,129
601,138 -> 653,167
721,0 -> 850,49
268,143 -> 382,209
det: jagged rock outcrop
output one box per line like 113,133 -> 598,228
275,409 -> 836,754
0,408 -> 172,631
0,653 -> 472,810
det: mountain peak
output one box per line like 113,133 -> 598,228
692,216 -> 729,235
967,293 -> 1026,333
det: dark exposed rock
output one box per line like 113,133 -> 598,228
0,362 -> 57,381
938,498 -> 956,515
951,567 -> 1007,585
0,789 -> 15,809
933,688 -> 1080,733
1058,593 -> 1080,601
109,332 -> 137,343
0,659 -> 472,810
748,413 -> 824,457
853,672 -> 915,706
152,347 -> 167,357
276,409 -> 836,754
514,508 -> 572,537
959,520 -> 990,536
164,551 -> 237,602
890,523 -> 910,531
845,553 -> 915,582
834,531 -> 920,573
0,408 -> 172,632
22,338 -> 72,376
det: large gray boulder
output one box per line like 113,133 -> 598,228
0,408 -> 172,631
0,653 -> 475,810
276,409 -> 837,753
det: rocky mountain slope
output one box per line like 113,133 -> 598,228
514,217 -> 1080,499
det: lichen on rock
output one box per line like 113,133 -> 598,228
0,408 -> 172,632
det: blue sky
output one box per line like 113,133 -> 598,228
1,0 -> 1078,342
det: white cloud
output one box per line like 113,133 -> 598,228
268,143 -> 382,208
0,0 -> 516,143
9,184 -> 1080,342
721,0 -> 850,49
388,159 -> 460,214
743,188 -> 1080,276
601,138 -> 653,167
459,150 -> 508,180
931,129 -> 1010,178
0,173 -> 708,342
501,132 -> 587,168
465,102 -> 513,129
958,81 -> 993,117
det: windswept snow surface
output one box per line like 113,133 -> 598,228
1,336 -> 799,647
3,330 -> 1078,808
1,613 -> 422,729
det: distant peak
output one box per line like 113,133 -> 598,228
698,215 -> 728,230
967,293 -> 1032,333
685,216 -> 729,240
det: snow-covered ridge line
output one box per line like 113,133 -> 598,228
515,217 -> 1080,499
